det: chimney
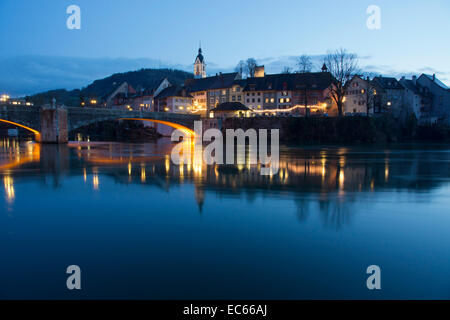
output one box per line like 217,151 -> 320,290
412,75 -> 417,85
254,66 -> 265,78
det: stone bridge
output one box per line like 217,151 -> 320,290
0,105 -> 200,143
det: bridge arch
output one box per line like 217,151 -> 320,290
0,119 -> 41,140
119,118 -> 195,137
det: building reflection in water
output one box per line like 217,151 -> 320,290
3,175 -> 15,204
92,166 -> 99,190
0,139 -> 42,205
3,138 -> 450,228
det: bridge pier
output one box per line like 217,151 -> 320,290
39,108 -> 68,144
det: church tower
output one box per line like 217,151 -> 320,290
194,46 -> 206,79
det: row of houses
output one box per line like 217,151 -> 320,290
103,47 -> 450,124
106,67 -> 337,117
345,73 -> 450,123
105,71 -> 450,124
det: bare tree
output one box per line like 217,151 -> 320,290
325,48 -> 359,116
235,60 -> 246,77
282,66 -> 292,74
297,55 -> 313,73
246,58 -> 257,78
362,77 -> 375,116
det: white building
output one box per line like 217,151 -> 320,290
344,75 -> 372,115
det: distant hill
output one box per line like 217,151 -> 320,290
25,68 -> 194,107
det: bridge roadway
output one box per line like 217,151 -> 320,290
0,105 -> 200,143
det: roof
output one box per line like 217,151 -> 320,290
232,79 -> 247,87
154,85 -> 193,99
195,48 -> 204,63
400,79 -> 432,97
423,74 -> 449,90
211,102 -> 249,112
372,76 -> 404,90
243,72 -> 335,91
344,75 -> 369,90
184,72 -> 240,92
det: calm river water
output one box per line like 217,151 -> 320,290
1,138 -> 450,299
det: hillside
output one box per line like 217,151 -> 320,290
25,68 -> 194,107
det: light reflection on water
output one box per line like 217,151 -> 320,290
1,137 -> 450,299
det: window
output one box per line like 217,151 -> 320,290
280,98 -> 285,103
232,96 -> 236,101
238,96 -> 241,101
265,98 -> 269,103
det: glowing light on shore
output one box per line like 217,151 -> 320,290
251,104 -> 326,114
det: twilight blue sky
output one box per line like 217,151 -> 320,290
0,0 -> 449,96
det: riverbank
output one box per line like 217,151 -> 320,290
69,120 -> 161,142
223,116 -> 450,144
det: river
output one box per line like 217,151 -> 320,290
1,138 -> 450,299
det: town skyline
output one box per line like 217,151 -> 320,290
0,48 -> 448,98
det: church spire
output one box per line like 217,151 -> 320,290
194,43 -> 206,78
